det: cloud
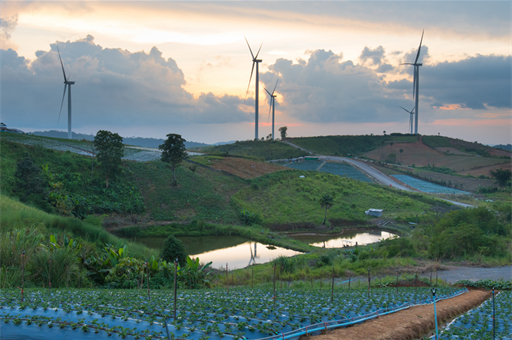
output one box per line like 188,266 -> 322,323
359,46 -> 386,65
0,35 -> 250,130
0,14 -> 18,50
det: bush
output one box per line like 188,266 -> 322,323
160,235 -> 188,267
239,209 -> 263,226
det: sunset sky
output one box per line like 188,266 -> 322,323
1,1 -> 511,144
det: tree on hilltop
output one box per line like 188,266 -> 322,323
279,126 -> 288,139
94,130 -> 124,188
159,133 -> 187,186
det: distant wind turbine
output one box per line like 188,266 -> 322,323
401,30 -> 424,135
264,79 -> 279,140
399,106 -> 415,134
57,47 -> 75,139
244,37 -> 263,140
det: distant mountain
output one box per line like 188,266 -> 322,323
494,144 -> 512,151
30,130 -> 209,148
211,141 -> 236,146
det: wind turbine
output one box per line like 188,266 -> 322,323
244,37 -> 262,140
399,106 -> 415,134
57,46 -> 75,139
401,30 -> 424,135
264,79 -> 279,140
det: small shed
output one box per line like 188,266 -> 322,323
365,209 -> 383,217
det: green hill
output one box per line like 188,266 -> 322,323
207,140 -> 308,160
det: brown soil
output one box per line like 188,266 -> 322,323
209,157 -> 290,179
435,147 -> 470,155
460,162 -> 512,177
310,289 -> 490,340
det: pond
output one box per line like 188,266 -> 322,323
288,229 -> 397,248
136,235 -> 302,270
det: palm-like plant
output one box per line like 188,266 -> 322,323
319,194 -> 334,225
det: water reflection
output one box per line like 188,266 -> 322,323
290,230 -> 396,248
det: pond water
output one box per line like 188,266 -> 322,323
289,230 -> 397,248
136,235 -> 302,270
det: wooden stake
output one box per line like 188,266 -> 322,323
273,266 -> 276,309
21,251 -> 25,302
173,259 -> 178,321
331,267 -> 334,303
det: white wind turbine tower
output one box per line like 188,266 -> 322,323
57,47 -> 75,139
264,79 -> 279,140
244,37 -> 263,140
399,106 -> 415,134
401,30 -> 424,135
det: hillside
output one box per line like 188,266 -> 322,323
206,140 -> 308,160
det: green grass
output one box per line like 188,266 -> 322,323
289,135 -> 420,156
0,195 -> 157,259
208,140 -> 308,160
421,135 -> 452,148
232,171 -> 437,226
125,160 -> 248,222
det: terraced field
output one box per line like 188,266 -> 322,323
392,175 -> 469,194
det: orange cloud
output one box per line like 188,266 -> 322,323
476,112 -> 511,119
433,104 -> 471,110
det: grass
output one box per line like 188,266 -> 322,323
125,160 -> 248,222
208,140 -> 308,160
232,170 -> 439,227
0,195 -> 157,259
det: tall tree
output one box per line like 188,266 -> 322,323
490,168 -> 511,187
94,130 -> 124,188
159,133 -> 187,186
279,126 -> 288,139
320,194 -> 334,225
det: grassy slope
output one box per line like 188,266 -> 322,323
0,195 -> 157,259
125,160 -> 248,222
288,135 -> 419,156
207,140 -> 308,160
232,171 -> 442,226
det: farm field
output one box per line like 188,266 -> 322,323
208,140 -> 308,161
440,291 -> 511,339
0,287 -> 466,340
319,162 -> 373,183
284,160 -> 323,171
459,162 -> 512,177
392,175 -> 469,194
191,156 -> 290,179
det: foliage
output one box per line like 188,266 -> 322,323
455,279 -> 511,290
239,209 -> 263,226
178,256 -> 212,289
14,154 -> 46,201
420,164 -> 456,175
490,168 -> 511,187
319,194 -> 333,225
160,235 -> 188,267
279,126 -> 288,139
159,133 -> 187,186
94,130 -> 124,188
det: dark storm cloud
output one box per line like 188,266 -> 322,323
262,48 -> 511,124
0,35 -> 249,130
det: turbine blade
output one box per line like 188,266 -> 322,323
254,42 -> 263,59
272,79 -> 279,94
399,106 -> 410,113
264,88 -> 272,96
414,29 -> 424,65
268,98 -> 272,123
57,46 -> 67,82
245,62 -> 256,101
244,36 -> 255,60
58,84 -> 67,125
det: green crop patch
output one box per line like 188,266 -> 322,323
208,140 -> 308,161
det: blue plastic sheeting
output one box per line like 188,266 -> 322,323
319,163 -> 373,183
1,287 -> 468,340
391,175 -> 469,194
437,291 -> 512,339
283,161 -> 322,171
0,323 -> 139,340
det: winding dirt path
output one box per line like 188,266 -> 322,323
310,289 -> 490,340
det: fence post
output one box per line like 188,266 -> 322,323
273,266 -> 276,309
173,258 -> 178,321
252,266 -> 254,289
367,268 -> 370,298
348,272 -> 351,290
21,250 -> 25,302
492,287 -> 495,340
396,270 -> 399,294
48,256 -> 52,294
432,288 -> 438,340
415,273 -> 418,292
146,260 -> 150,301
66,266 -> 69,288
331,267 -> 334,304
226,263 -> 229,293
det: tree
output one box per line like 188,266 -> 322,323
160,235 -> 188,267
159,133 -> 187,186
14,154 -> 45,200
490,168 -> 511,187
279,126 -> 288,139
94,130 -> 124,188
320,194 -> 334,225
399,149 -> 404,162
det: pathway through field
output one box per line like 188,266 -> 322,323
314,289 -> 491,340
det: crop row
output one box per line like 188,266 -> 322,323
392,175 -> 469,194
284,160 -> 322,171
319,162 -> 373,183
1,286 -> 465,340
439,291 -> 511,339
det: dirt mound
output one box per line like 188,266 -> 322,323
209,157 -> 290,179
311,289 -> 490,340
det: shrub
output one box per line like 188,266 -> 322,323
239,210 -> 262,226
160,235 -> 188,267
